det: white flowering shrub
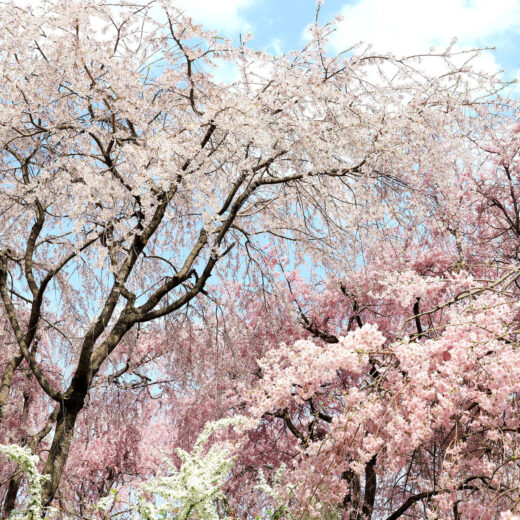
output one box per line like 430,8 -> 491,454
254,464 -> 292,520
1,416 -> 280,520
0,444 -> 49,520
135,416 -> 246,520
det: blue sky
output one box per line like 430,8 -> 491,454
174,0 -> 520,84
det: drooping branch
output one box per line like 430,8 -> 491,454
0,253 -> 62,402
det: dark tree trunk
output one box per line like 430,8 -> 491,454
41,399 -> 83,506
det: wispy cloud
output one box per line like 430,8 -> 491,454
329,0 -> 520,55
173,0 -> 256,34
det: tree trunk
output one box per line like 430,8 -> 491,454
2,472 -> 22,519
41,399 -> 83,506
0,353 -> 23,421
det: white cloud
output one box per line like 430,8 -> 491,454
172,0 -> 255,34
209,60 -> 240,84
268,37 -> 284,55
325,0 -> 520,74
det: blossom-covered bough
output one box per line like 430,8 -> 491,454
240,290 -> 520,519
1,0 -> 519,518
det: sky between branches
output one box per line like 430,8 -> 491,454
173,0 -> 520,85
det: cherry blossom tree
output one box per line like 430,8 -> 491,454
228,273 -> 520,519
0,0 -> 518,518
